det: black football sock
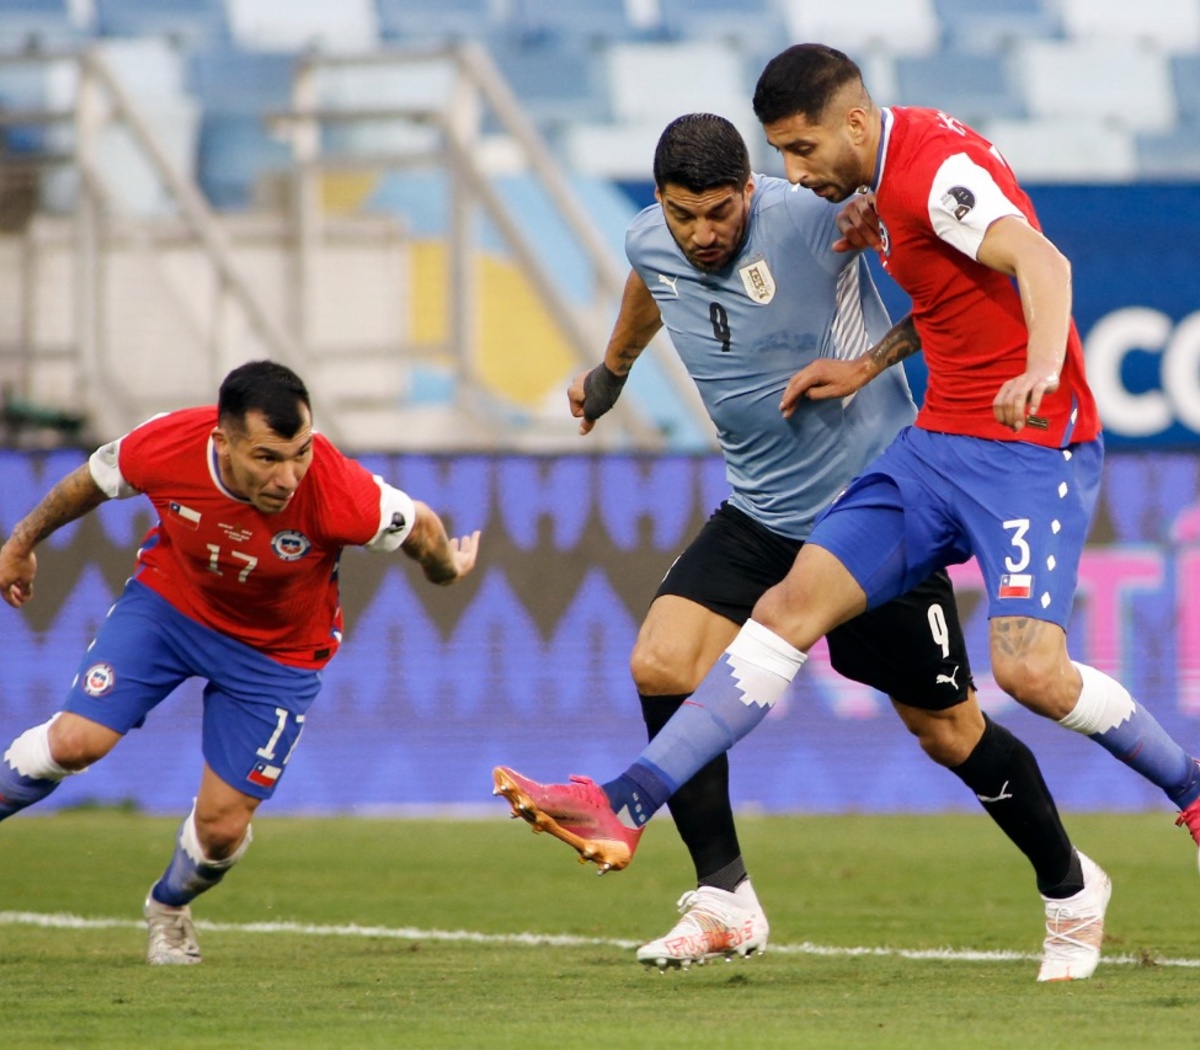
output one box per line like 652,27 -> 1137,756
950,714 -> 1084,898
640,693 -> 745,885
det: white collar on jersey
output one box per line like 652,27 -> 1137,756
207,432 -> 253,504
869,107 -> 894,193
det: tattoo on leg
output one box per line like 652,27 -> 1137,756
991,617 -> 1049,660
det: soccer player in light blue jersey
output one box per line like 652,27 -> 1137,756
495,114 -> 1100,980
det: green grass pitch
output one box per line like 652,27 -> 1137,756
2,810 -> 1198,1049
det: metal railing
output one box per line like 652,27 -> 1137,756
0,42 -> 714,450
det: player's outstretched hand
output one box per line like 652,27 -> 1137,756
833,191 -> 881,252
566,369 -> 596,435
992,370 -> 1059,433
0,542 -> 37,608
780,359 -> 871,417
444,530 -> 482,583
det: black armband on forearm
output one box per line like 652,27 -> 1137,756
582,363 -> 628,421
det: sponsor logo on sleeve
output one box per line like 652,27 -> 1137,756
940,185 -> 976,221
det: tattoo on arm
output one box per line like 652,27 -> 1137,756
609,347 -> 640,377
10,465 -> 106,550
868,314 -> 921,373
402,505 -> 458,584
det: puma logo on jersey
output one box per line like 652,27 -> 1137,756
656,273 -> 679,297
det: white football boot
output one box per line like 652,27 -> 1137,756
144,893 -> 202,965
637,881 -> 769,970
1037,851 -> 1111,982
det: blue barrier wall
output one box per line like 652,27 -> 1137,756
2,449 -> 1200,817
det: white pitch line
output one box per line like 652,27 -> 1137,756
2,911 -> 1198,970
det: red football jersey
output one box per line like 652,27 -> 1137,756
89,406 -> 410,669
873,106 -> 1099,447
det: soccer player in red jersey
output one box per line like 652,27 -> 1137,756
494,45 -> 1199,982
0,360 -> 480,964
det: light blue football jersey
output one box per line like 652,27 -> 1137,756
627,175 -> 917,540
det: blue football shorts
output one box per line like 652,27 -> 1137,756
808,426 -> 1104,627
62,579 -> 322,799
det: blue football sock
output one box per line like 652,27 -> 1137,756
0,766 -> 62,820
151,808 -> 252,907
0,720 -> 72,820
1062,663 -> 1200,807
603,622 -> 805,827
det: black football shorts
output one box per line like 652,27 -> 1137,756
655,502 -> 975,710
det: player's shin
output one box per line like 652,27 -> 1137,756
150,804 -> 254,906
606,623 -> 806,826
951,715 -> 1081,896
0,717 -> 78,820
1061,662 -> 1200,807
641,693 -> 745,883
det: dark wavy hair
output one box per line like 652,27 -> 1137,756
652,113 -> 751,192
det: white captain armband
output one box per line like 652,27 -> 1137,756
88,438 -> 140,499
367,478 -> 416,552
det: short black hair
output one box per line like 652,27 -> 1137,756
218,360 -> 311,438
653,113 -> 750,193
753,44 -> 865,126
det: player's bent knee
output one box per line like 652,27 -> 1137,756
896,701 -> 984,768
46,713 -> 120,771
630,643 -> 694,696
193,812 -> 253,861
916,726 -> 976,767
991,657 -> 1066,715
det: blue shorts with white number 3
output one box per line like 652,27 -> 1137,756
63,579 -> 321,799
808,426 -> 1103,628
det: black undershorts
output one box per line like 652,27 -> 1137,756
655,502 -> 975,710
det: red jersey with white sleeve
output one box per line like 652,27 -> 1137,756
87,406 -> 416,669
872,106 -> 1099,447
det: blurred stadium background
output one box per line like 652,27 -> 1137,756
1,0 -> 1199,817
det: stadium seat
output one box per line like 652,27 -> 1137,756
562,119 -> 665,180
188,47 -> 295,208
1016,38 -> 1177,133
1171,53 -> 1200,126
376,0 -> 503,45
779,0 -> 940,57
487,36 -> 611,132
225,0 -> 379,54
314,55 -> 453,160
604,40 -> 750,124
1060,0 -> 1200,54
68,38 -> 201,216
894,51 -> 1025,125
0,56 -> 58,160
511,0 -> 660,45
657,0 -> 789,55
1136,124 -> 1200,180
933,0 -> 1062,52
94,0 -> 230,50
982,116 -> 1137,182
0,0 -> 84,52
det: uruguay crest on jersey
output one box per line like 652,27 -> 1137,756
738,256 -> 775,304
